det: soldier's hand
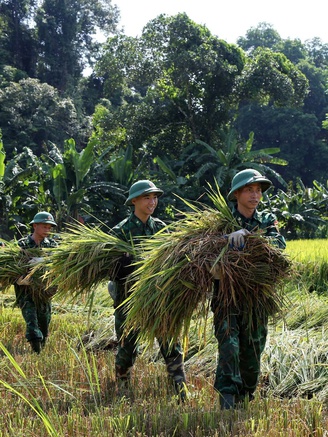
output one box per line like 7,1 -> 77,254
28,257 -> 44,265
227,229 -> 250,250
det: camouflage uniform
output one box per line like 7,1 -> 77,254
112,213 -> 186,391
14,235 -> 58,347
211,207 -> 286,400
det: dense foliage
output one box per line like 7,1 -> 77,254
0,2 -> 327,239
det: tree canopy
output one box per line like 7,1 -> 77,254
0,8 -> 327,238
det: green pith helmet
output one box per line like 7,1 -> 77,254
227,169 -> 272,201
29,211 -> 57,226
125,180 -> 164,206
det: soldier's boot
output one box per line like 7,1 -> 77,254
115,365 -> 131,394
173,378 -> 187,403
165,355 -> 187,403
41,337 -> 47,350
220,393 -> 235,410
29,339 -> 42,354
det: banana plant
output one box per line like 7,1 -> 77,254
42,139 -> 132,229
187,129 -> 288,196
41,139 -> 95,228
263,178 -> 328,239
0,137 -> 46,238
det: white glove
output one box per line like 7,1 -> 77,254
16,275 -> 31,286
227,229 -> 250,249
28,257 -> 44,265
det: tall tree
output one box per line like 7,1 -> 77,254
238,47 -> 308,107
276,38 -> 307,64
0,78 -> 88,157
94,13 -> 308,172
304,38 -> 328,68
235,105 -> 326,185
297,60 -> 328,120
0,0 -> 37,75
35,0 -> 119,92
237,22 -> 282,53
96,13 -> 246,160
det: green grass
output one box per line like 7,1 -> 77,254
1,243 -> 328,436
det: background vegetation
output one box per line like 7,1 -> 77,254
0,1 -> 327,239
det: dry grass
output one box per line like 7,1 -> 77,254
0,242 -> 55,302
0,284 -> 328,437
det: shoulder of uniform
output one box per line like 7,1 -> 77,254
46,238 -> 58,247
256,210 -> 278,224
152,217 -> 166,226
262,210 -> 277,220
17,236 -> 31,247
112,217 -> 132,240
151,217 -> 167,231
113,217 -> 129,230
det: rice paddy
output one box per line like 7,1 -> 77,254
0,239 -> 328,435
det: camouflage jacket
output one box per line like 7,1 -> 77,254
112,213 -> 166,244
232,207 -> 286,250
17,234 -> 58,249
15,235 -> 58,299
111,213 -> 166,299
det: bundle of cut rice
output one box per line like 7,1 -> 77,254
0,242 -> 27,290
123,185 -> 292,344
44,222 -> 134,301
0,241 -> 54,302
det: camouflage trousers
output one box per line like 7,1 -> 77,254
14,285 -> 51,343
212,303 -> 268,398
114,302 -> 186,386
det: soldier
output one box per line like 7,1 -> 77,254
15,211 -> 58,354
108,180 -> 187,400
211,169 -> 286,409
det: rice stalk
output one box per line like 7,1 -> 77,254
0,241 -> 54,302
262,328 -> 328,400
0,242 -> 28,289
283,290 -> 328,330
286,239 -> 328,293
124,184 -> 292,344
44,222 -> 134,301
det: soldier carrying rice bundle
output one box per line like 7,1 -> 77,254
211,169 -> 286,410
14,211 -> 58,354
109,180 -> 187,401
